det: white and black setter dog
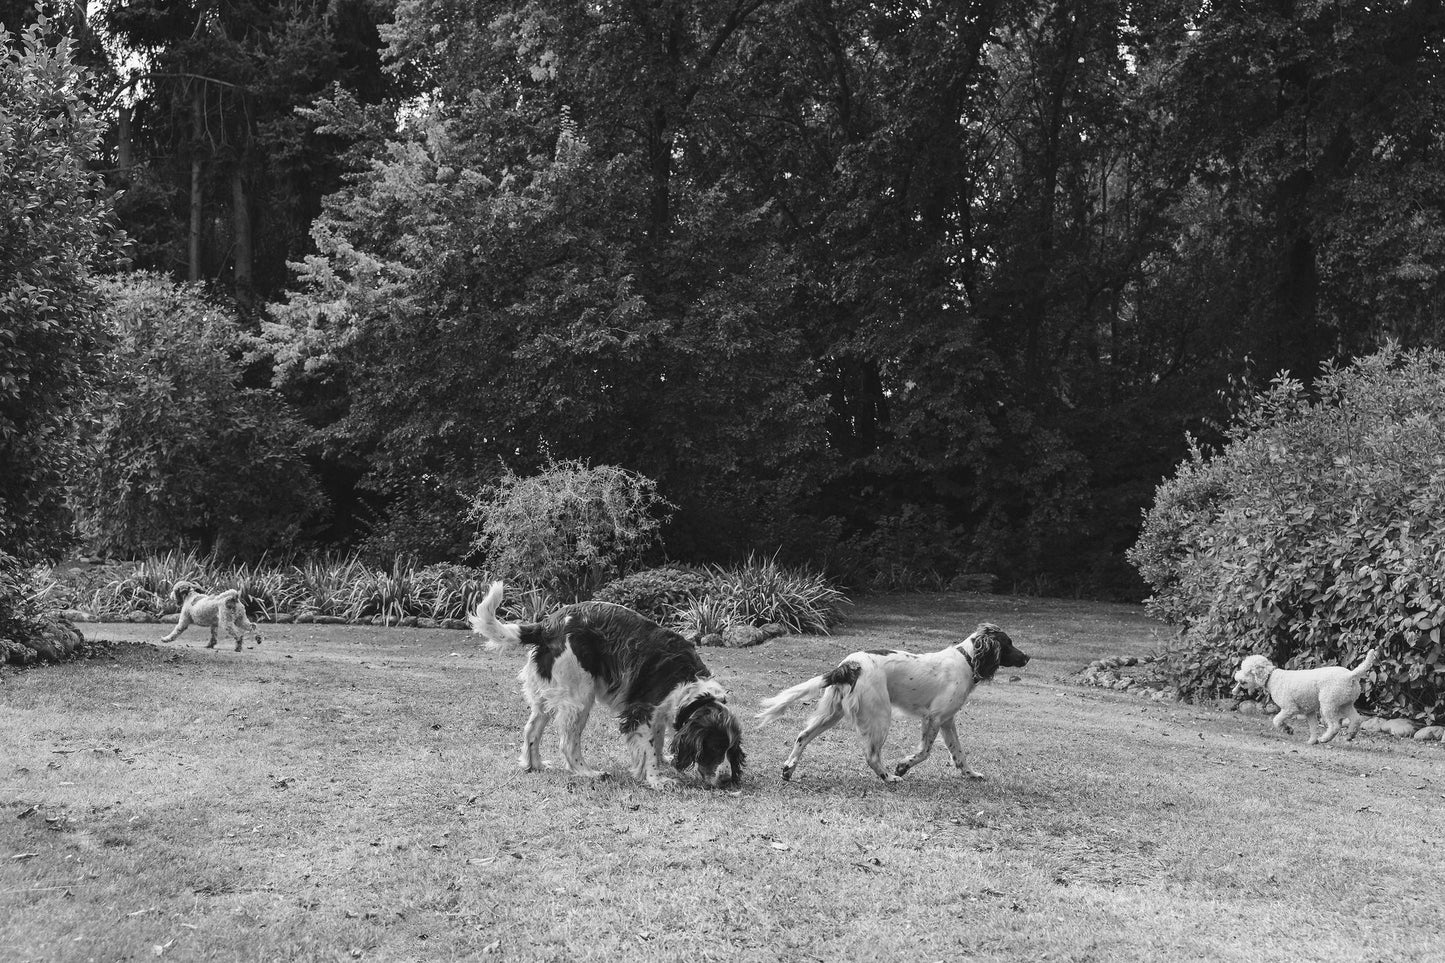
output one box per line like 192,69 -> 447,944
470,582 -> 745,790
757,623 -> 1029,783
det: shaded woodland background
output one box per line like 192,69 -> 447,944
4,0 -> 1444,598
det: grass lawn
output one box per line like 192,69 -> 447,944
3,594 -> 1443,962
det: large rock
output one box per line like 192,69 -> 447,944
1412,725 -> 1444,742
1381,718 -> 1419,739
720,625 -> 767,648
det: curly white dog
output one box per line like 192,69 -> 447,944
1233,649 -> 1377,744
160,581 -> 262,652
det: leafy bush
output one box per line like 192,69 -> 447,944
468,459 -> 673,599
0,551 -> 85,664
1131,345 -> 1445,722
72,273 -> 325,560
592,566 -> 709,623
701,555 -> 847,634
0,22 -> 123,563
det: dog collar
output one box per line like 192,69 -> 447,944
960,647 -> 979,683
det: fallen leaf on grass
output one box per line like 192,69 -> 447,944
465,857 -> 497,866
11,853 -> 39,860
482,941 -> 501,954
768,841 -> 790,851
17,806 -> 37,819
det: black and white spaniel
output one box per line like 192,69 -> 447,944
470,581 -> 745,790
756,623 -> 1029,783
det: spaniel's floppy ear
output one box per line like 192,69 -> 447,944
670,725 -> 701,773
969,625 -> 1004,681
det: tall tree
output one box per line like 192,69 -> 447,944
0,20 -> 124,561
98,0 -> 397,304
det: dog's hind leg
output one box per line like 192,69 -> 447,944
556,700 -> 606,780
519,703 -> 553,771
850,676 -> 899,783
206,624 -> 219,649
220,612 -> 244,651
940,720 -> 985,779
780,697 -> 845,781
894,718 -> 941,778
1343,707 -> 1365,742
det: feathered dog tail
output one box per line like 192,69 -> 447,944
1348,648 -> 1378,679
756,660 -> 862,726
468,581 -> 523,652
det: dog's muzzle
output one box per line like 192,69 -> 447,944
702,760 -> 732,788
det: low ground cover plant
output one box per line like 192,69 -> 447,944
1131,345 -> 1445,724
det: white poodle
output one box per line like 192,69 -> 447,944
1233,649 -> 1377,744
160,581 -> 261,652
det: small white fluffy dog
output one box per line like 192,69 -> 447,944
160,581 -> 261,652
1233,649 -> 1377,744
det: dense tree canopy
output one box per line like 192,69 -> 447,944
248,0 -> 1445,593
9,0 -> 1442,592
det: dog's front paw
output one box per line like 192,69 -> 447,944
963,769 -> 986,780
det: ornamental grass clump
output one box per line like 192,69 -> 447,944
703,554 -> 846,635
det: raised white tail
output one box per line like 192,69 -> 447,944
756,675 -> 830,726
468,581 -> 523,652
1348,649 -> 1378,679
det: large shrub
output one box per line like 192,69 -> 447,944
73,273 -> 325,559
0,22 -> 122,563
468,460 -> 672,598
1130,346 -> 1445,723
0,551 -> 83,664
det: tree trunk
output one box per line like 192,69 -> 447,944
189,83 -> 204,283
116,104 -> 133,182
232,161 -> 253,306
